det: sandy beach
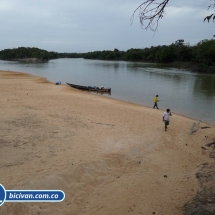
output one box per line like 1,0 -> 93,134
0,70 -> 215,215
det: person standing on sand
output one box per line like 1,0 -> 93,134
153,95 -> 159,109
163,109 -> 172,131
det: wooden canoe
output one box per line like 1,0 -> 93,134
66,83 -> 111,93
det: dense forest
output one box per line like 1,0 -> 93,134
0,47 -> 57,61
0,39 -> 215,73
0,47 -> 83,62
84,39 -> 215,73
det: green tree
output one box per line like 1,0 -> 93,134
175,45 -> 193,62
194,40 -> 215,66
155,45 -> 176,63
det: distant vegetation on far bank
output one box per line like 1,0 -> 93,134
0,39 -> 215,73
0,47 -> 83,62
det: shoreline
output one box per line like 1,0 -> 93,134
2,69 -> 214,127
0,70 -> 215,215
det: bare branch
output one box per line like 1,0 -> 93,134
132,1 -> 215,31
131,0 -> 169,31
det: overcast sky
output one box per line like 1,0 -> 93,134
0,0 -> 214,53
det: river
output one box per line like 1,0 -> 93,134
0,58 -> 214,125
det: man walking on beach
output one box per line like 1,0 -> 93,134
163,109 -> 172,131
153,95 -> 159,109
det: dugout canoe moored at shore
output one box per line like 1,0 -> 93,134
66,83 -> 111,93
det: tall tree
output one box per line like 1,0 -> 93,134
131,0 -> 215,31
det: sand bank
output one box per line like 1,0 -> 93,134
0,70 -> 215,215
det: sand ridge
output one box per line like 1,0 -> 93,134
0,70 -> 215,215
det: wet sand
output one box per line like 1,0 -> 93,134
0,70 -> 215,215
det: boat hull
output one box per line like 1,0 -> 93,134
66,83 -> 111,93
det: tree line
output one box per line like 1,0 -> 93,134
0,47 -> 57,61
0,47 -> 83,61
0,39 -> 215,73
84,40 -> 215,73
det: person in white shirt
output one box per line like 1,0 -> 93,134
163,109 -> 172,131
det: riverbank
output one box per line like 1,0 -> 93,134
0,70 -> 215,215
155,61 -> 215,73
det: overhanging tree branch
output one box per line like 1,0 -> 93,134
132,0 -> 215,31
131,0 -> 169,31
204,2 -> 215,22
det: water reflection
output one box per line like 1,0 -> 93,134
193,75 -> 215,98
92,61 -> 125,71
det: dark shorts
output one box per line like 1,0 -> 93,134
164,120 -> 169,126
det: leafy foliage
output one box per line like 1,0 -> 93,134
0,47 -> 85,61
0,47 -> 58,61
204,1 -> 215,23
84,40 -> 215,73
